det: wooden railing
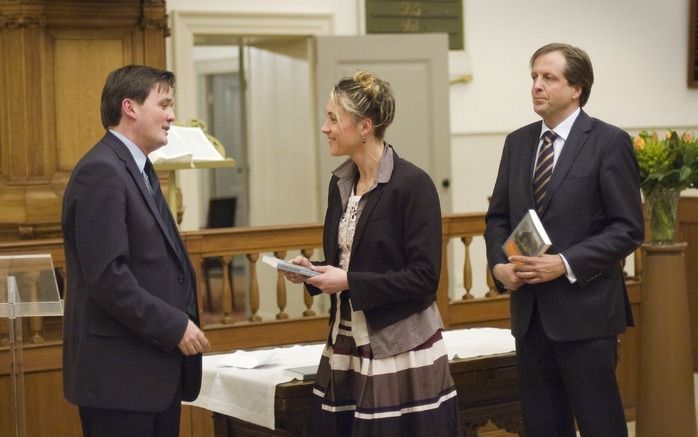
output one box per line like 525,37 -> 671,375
0,212 -> 642,350
0,213 -> 511,350
0,212 -> 646,437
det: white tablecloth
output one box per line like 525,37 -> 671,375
183,327 -> 515,430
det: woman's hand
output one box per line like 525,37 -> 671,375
281,256 -> 314,284
306,265 -> 348,294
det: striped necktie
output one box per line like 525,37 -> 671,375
533,130 -> 557,214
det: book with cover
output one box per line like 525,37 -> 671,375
149,125 -> 224,164
285,365 -> 318,381
502,209 -> 552,258
261,255 -> 319,277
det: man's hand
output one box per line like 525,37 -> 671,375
305,265 -> 348,295
509,254 -> 566,284
493,263 -> 525,291
178,320 -> 211,356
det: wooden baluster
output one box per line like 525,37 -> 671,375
301,248 -> 316,316
226,256 -> 236,314
634,248 -> 643,281
26,271 -> 44,344
0,317 -> 8,347
247,253 -> 262,322
220,255 -> 235,325
187,253 -> 206,320
0,275 -> 10,347
461,236 -> 474,300
485,268 -> 500,297
274,250 -> 289,320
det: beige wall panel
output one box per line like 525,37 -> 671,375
25,186 -> 62,222
4,28 -> 31,180
0,370 -> 82,437
0,189 -> 26,223
53,38 -> 125,170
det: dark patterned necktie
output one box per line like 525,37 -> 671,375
533,130 -> 557,214
144,160 -> 197,317
144,160 -> 176,235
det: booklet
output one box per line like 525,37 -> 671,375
284,365 -> 318,381
502,209 -> 552,258
261,255 -> 319,277
149,125 -> 224,164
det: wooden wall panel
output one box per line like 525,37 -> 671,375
53,37 -> 127,169
617,283 -> 641,414
678,196 -> 698,369
0,370 -> 82,437
0,0 -> 167,241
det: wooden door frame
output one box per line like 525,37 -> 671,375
169,11 -> 334,229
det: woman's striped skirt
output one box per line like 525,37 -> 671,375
309,324 -> 462,436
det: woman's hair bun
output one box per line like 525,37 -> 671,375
353,70 -> 381,97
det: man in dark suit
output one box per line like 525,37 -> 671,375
484,43 -> 644,437
62,65 -> 210,437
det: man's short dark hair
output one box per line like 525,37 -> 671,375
100,65 -> 175,129
531,43 -> 594,107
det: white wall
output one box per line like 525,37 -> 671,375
452,0 -> 698,213
169,0 -> 698,216
166,0 -> 698,303
166,0 -> 361,34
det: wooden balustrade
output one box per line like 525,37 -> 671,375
182,223 -> 324,331
0,212 -> 642,350
0,211 -> 649,437
0,214 -> 505,347
182,213 -> 506,339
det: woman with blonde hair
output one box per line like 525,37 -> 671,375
284,70 -> 461,436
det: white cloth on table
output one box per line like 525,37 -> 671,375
183,343 -> 324,429
442,327 -> 516,360
183,327 -> 515,430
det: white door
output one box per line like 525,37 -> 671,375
240,34 -> 451,227
314,34 -> 452,213
244,38 -> 320,226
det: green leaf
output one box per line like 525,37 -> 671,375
679,166 -> 692,181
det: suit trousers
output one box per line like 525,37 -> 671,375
515,305 -> 628,437
78,385 -> 182,437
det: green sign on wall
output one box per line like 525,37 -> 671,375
366,0 -> 464,50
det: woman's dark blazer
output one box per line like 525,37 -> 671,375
308,150 -> 443,333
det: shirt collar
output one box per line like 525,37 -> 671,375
109,129 -> 148,173
540,107 -> 580,141
332,143 -> 394,183
332,143 -> 395,206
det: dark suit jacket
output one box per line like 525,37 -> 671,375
485,110 -> 644,341
62,132 -> 202,412
307,151 -> 442,333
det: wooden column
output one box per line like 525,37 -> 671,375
636,243 -> 696,437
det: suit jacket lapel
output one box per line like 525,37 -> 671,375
350,186 -> 384,256
102,133 -> 183,262
324,182 -> 342,266
540,110 -> 592,214
524,123 -> 542,208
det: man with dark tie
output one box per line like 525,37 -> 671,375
484,43 -> 644,437
62,65 -> 210,437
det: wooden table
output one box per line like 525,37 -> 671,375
213,352 -> 523,437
